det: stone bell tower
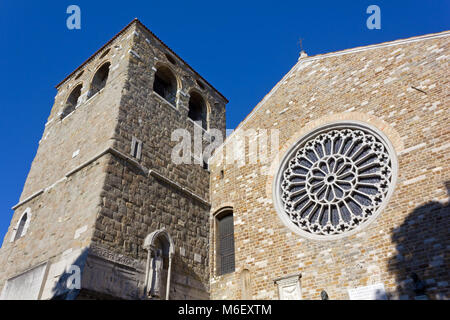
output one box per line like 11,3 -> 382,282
0,18 -> 227,300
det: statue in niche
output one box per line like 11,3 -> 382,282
143,229 -> 174,300
149,249 -> 164,299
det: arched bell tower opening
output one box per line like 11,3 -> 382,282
87,62 -> 110,99
188,91 -> 208,130
61,84 -> 82,119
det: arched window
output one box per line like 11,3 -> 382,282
61,84 -> 82,119
153,66 -> 177,105
99,48 -> 111,60
165,53 -> 176,66
188,91 -> 207,130
216,208 -> 235,275
11,208 -> 31,242
88,62 -> 110,99
14,214 -> 27,241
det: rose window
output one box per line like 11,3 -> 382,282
275,124 -> 396,239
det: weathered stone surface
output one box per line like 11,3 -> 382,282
209,31 -> 450,300
1,19 -> 447,301
0,19 -> 226,300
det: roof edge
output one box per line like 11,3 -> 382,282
210,29 -> 450,161
55,18 -> 138,89
303,29 -> 450,62
55,18 -> 228,103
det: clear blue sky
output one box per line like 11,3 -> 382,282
0,1 -> 448,241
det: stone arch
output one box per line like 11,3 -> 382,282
143,228 -> 175,255
211,202 -> 234,216
99,48 -> 111,60
143,228 -> 175,300
61,83 -> 83,119
87,61 -> 110,99
152,64 -> 178,106
188,90 -> 208,131
212,205 -> 234,218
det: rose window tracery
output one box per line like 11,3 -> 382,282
276,124 -> 396,239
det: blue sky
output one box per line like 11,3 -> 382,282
0,1 -> 448,241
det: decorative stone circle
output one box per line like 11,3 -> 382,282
274,122 -> 397,240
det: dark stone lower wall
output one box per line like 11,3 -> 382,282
90,154 -> 211,299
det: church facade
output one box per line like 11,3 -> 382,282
208,31 -> 449,300
0,19 -> 448,300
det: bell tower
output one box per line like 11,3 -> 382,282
0,18 -> 227,300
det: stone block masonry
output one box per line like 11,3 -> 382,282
1,19 -> 447,301
0,19 -> 227,300
209,31 -> 450,300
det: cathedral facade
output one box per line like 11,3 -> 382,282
208,31 -> 449,300
0,19 -> 448,300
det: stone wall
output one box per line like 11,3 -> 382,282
0,19 -> 227,300
88,23 -> 227,299
0,23 -> 137,298
0,156 -> 108,298
209,32 -> 449,300
114,23 -> 226,198
19,27 -> 133,200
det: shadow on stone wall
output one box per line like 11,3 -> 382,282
50,247 -> 136,300
386,181 -> 449,300
169,256 -> 209,300
48,247 -> 207,300
50,248 -> 88,300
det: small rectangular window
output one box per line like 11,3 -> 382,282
130,137 -> 142,160
133,142 -> 139,157
202,159 -> 209,171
